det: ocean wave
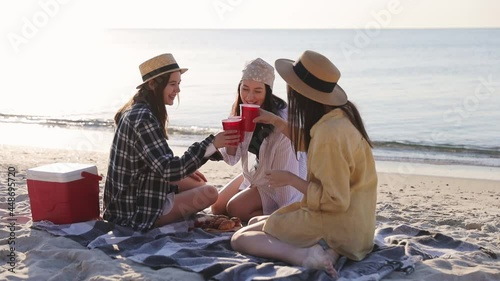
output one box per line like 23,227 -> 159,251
373,141 -> 500,167
0,113 -> 221,135
1,113 -> 499,165
373,141 -> 500,157
0,113 -> 115,129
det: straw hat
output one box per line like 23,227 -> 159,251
275,50 -> 348,106
136,53 -> 188,89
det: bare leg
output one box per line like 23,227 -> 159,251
231,221 -> 339,277
172,176 -> 207,192
247,215 -> 269,225
155,185 -> 218,226
211,174 -> 244,215
226,186 -> 262,222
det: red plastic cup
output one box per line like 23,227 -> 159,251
240,104 -> 260,132
222,118 -> 242,145
228,116 -> 244,141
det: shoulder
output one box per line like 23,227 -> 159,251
275,105 -> 288,120
311,110 -> 360,145
270,95 -> 288,120
278,107 -> 288,120
124,103 -> 157,123
117,103 -> 161,134
129,103 -> 153,117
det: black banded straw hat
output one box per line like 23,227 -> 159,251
136,53 -> 188,89
274,50 -> 348,106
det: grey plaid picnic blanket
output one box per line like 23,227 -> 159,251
32,220 -> 497,281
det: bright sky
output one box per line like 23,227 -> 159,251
0,0 -> 499,147
104,0 -> 500,29
0,0 -> 499,113
1,0 -> 500,32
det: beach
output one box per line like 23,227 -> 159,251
1,0 -> 499,279
0,144 -> 498,280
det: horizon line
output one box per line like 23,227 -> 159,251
106,27 -> 500,31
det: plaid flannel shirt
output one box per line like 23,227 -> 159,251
103,103 -> 214,231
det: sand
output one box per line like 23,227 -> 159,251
1,144 -> 499,280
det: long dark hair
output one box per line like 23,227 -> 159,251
114,73 -> 172,138
287,86 -> 373,152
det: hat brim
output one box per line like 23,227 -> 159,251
275,59 -> 347,106
136,68 -> 188,89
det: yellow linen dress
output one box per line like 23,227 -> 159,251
263,109 -> 378,261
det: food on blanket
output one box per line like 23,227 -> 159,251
218,220 -> 236,230
194,214 -> 242,231
230,217 -> 241,226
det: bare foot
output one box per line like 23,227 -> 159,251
302,244 -> 340,277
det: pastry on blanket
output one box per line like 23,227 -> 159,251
210,217 -> 227,229
194,214 -> 213,227
218,219 -> 236,230
194,214 -> 242,231
230,217 -> 242,227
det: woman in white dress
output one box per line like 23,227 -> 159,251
211,58 -> 306,222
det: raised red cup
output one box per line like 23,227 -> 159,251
222,117 -> 242,145
228,116 -> 244,142
240,104 -> 260,132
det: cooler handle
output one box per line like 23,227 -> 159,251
81,171 -> 103,181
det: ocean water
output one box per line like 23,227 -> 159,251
1,28 -> 499,167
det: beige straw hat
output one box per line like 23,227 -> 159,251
275,50 -> 348,106
136,53 -> 188,89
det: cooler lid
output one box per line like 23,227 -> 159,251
27,163 -> 98,183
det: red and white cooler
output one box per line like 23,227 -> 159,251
27,163 -> 101,224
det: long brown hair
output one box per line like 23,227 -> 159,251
114,73 -> 172,138
287,86 -> 373,152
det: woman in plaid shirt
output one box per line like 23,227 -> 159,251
103,54 -> 238,231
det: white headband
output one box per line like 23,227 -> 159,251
241,58 -> 275,90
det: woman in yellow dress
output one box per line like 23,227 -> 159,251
230,50 -> 377,277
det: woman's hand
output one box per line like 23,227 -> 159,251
253,108 -> 278,125
265,170 -> 294,188
213,130 -> 240,149
265,170 -> 308,194
254,108 -> 289,138
188,170 -> 207,182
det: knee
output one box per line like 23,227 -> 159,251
204,185 -> 219,205
247,216 -> 260,225
193,185 -> 218,210
226,200 -> 242,218
230,232 -> 243,251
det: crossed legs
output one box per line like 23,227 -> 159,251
230,219 -> 339,277
155,176 -> 218,227
211,174 -> 264,222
